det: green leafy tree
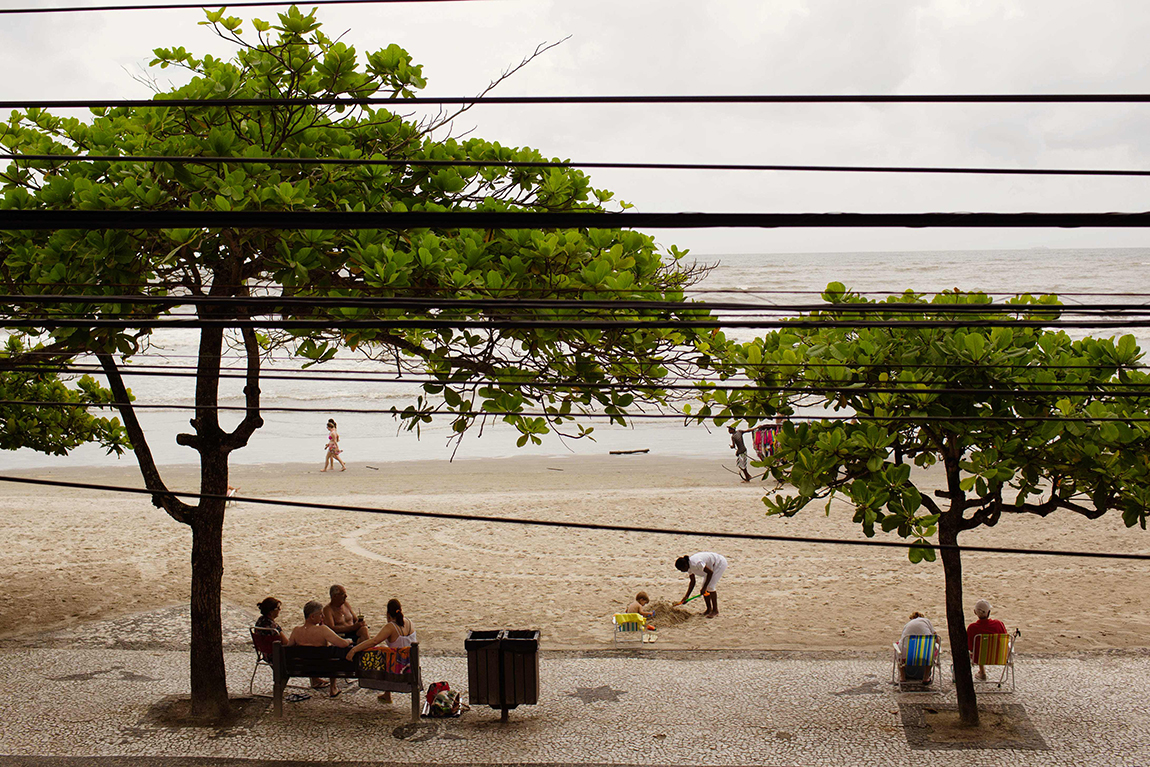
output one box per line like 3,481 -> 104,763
702,284 -> 1150,726
0,7 -> 707,717
0,336 -> 129,454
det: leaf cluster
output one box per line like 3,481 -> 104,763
700,283 -> 1150,560
0,336 -> 130,455
0,7 -> 712,449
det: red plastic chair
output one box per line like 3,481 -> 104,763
249,627 -> 279,693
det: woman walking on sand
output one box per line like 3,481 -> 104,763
323,418 -> 346,471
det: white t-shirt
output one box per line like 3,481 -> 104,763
900,617 -> 936,641
688,552 -> 727,578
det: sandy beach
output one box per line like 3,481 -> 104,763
1,454 -> 1147,653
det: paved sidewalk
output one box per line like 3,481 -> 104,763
1,608 -> 1147,767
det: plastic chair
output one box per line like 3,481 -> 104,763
971,630 -> 1017,692
249,626 -> 279,693
612,613 -> 648,646
891,634 -> 942,691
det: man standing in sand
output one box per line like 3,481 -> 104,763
674,552 -> 728,618
728,426 -> 752,482
323,584 -> 370,643
286,600 -> 353,697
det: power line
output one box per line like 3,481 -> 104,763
0,0 -> 481,14
7,152 -> 1150,179
7,347 -> 1148,373
0,473 -> 1146,561
7,362 -> 1150,396
7,209 -> 1150,231
4,293 -> 1150,316
2,280 -> 1149,300
5,400 -> 1150,423
9,94 -> 1150,109
6,353 -> 1149,375
5,360 -> 1150,397
5,316 -> 1150,330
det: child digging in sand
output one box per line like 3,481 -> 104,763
626,591 -> 654,619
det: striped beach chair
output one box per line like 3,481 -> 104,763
891,634 -> 941,690
612,613 -> 647,646
971,631 -> 1017,692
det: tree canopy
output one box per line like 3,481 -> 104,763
702,283 -> 1150,724
0,6 -> 708,717
0,336 -> 128,455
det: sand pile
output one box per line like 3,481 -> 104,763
649,600 -> 694,627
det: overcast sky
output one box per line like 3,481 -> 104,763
4,0 -> 1150,255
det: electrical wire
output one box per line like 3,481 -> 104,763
8,209 -> 1150,231
8,152 -> 1150,179
6,363 -> 1150,396
7,316 -> 1150,330
1,281 -> 1148,300
10,94 -> 1150,109
0,0 -> 483,14
5,401 -> 1150,423
0,474 -> 1145,561
6,352 -> 1149,374
5,293 -> 1150,315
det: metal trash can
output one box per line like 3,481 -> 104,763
501,629 -> 540,707
465,630 -> 503,708
465,628 -> 541,720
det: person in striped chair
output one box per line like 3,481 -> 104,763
966,599 -> 1007,680
898,611 -> 939,684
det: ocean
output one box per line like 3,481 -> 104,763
6,247 -> 1150,470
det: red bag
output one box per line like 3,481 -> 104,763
426,681 -> 450,705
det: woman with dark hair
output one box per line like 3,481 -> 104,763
255,596 -> 288,644
674,552 -> 728,618
323,418 -> 346,472
346,598 -> 416,703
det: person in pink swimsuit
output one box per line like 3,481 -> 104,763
323,419 -> 346,472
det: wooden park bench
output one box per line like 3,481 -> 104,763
271,641 -> 423,721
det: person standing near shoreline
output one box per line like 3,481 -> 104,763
728,426 -> 752,482
674,552 -> 728,618
323,418 -> 346,472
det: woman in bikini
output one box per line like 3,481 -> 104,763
323,418 -> 346,472
346,598 -> 416,702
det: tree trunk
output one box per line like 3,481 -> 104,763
189,494 -> 229,719
940,512 -> 978,726
188,316 -> 231,719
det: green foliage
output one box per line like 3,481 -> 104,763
0,6 -> 708,447
704,285 -> 1150,562
0,337 -> 130,455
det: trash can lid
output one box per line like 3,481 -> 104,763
502,629 -> 540,650
464,629 -> 503,649
504,630 -> 540,640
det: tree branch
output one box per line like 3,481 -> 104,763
222,326 -> 265,452
97,351 -> 193,525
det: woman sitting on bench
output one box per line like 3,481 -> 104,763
346,598 -> 416,703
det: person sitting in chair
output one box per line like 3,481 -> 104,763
966,599 -> 1007,680
254,596 -> 288,645
898,611 -> 938,684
